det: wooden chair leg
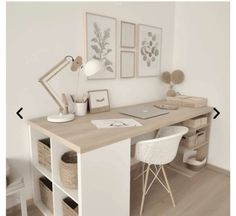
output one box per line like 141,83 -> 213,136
161,165 -> 176,207
20,189 -> 28,216
140,164 -> 150,216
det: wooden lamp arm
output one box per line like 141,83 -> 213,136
39,56 -> 79,114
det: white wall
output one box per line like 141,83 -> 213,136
173,2 -> 230,170
6,2 -> 175,207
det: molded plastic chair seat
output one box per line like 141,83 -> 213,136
135,126 -> 188,165
135,126 -> 188,215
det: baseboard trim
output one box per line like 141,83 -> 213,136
207,164 -> 230,176
6,198 -> 33,215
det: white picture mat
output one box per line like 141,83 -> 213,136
120,52 -> 135,78
89,91 -> 109,108
138,25 -> 162,77
91,118 -> 142,128
121,22 -> 135,48
86,13 -> 116,79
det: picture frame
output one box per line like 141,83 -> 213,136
120,51 -> 135,78
86,12 -> 117,80
88,89 -> 110,113
137,24 -> 162,77
121,21 -> 136,48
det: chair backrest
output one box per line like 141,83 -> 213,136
135,126 -> 188,165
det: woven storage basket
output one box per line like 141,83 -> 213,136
39,176 -> 53,213
181,134 -> 196,148
183,117 -> 201,128
62,197 -> 78,216
60,151 -> 78,189
38,138 -> 51,171
196,129 -> 207,145
183,116 -> 208,129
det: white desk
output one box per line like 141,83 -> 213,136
29,100 -> 212,216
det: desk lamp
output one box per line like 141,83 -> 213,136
39,56 -> 103,123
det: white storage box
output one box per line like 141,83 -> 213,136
181,134 -> 196,148
183,116 -> 208,128
166,95 -> 208,108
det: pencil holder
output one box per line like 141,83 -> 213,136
74,101 -> 87,116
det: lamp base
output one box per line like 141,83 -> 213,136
47,113 -> 75,123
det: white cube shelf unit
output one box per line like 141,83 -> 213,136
29,125 -> 131,216
29,127 -> 80,215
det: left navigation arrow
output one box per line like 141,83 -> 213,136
16,107 -> 23,119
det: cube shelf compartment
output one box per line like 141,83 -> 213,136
62,197 -> 78,216
53,184 -> 79,216
39,176 -> 53,213
32,168 -> 53,216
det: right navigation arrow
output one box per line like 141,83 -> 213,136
213,107 -> 220,119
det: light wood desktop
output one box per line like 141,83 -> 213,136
30,100 -> 212,153
29,100 -> 213,216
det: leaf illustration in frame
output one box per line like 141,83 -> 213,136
91,45 -> 101,54
104,59 -> 112,66
103,28 -> 110,40
86,13 -> 116,79
91,38 -> 98,42
94,23 -> 101,37
93,55 -> 99,60
106,66 -> 113,72
103,49 -> 112,57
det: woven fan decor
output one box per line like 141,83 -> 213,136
160,69 -> 185,97
171,70 -> 185,84
161,71 -> 171,84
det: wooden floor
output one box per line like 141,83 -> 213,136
7,168 -> 229,216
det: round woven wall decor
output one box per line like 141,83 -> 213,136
161,71 -> 171,84
171,70 -> 185,84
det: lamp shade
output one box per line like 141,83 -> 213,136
83,59 -> 104,76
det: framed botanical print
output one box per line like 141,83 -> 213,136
121,21 -> 136,48
120,51 -> 135,78
137,24 -> 162,77
86,13 -> 117,79
88,89 -> 110,113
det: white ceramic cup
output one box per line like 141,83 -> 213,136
75,102 -> 88,116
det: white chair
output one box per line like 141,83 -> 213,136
135,126 -> 188,215
6,160 -> 28,216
